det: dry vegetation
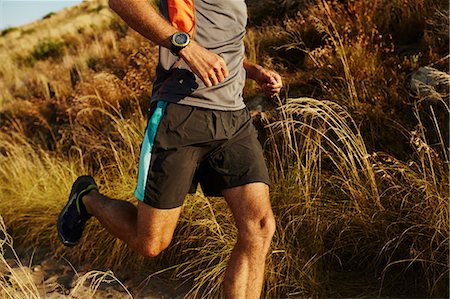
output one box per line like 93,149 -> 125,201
0,0 -> 448,298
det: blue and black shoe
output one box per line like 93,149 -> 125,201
57,175 -> 98,246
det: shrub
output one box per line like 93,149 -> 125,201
247,0 -> 306,24
42,12 -> 55,20
21,28 -> 36,35
0,26 -> 18,36
87,4 -> 106,13
87,56 -> 99,71
109,17 -> 128,39
30,38 -> 65,61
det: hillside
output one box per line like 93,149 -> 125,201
0,0 -> 448,298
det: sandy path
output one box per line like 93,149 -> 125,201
2,252 -> 190,298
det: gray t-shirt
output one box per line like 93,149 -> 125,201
152,0 -> 247,111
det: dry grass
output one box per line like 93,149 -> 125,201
0,216 -> 131,299
1,216 -> 41,298
0,0 -> 448,298
262,96 -> 448,297
0,96 -> 448,297
0,0 -> 137,107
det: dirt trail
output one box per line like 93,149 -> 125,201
2,249 -> 190,299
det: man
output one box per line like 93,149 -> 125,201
57,0 -> 282,298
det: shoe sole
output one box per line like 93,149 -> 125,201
57,198 -> 78,247
57,176 -> 96,247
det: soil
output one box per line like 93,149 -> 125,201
2,248 -> 190,299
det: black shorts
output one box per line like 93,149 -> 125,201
134,101 -> 270,209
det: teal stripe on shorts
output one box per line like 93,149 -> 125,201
135,101 -> 167,201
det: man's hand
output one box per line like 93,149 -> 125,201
255,68 -> 283,97
244,61 -> 283,97
108,1 -> 229,88
180,41 -> 229,87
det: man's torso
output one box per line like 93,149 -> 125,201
153,0 -> 248,111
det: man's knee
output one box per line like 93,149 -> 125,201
239,213 -> 276,245
260,213 -> 276,239
135,238 -> 172,258
257,213 -> 276,239
224,183 -> 276,245
132,235 -> 171,257
135,202 -> 181,257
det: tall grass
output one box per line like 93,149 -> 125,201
0,0 -> 129,106
1,216 -> 41,298
1,96 -> 447,297
0,92 -> 150,268
262,96 -> 448,297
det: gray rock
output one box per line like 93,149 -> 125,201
410,66 -> 450,102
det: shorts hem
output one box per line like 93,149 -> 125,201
136,191 -> 185,209
142,200 -> 184,210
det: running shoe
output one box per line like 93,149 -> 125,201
57,175 -> 97,246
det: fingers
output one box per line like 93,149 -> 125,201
215,60 -> 227,83
206,59 -> 228,87
179,42 -> 229,88
195,57 -> 228,87
262,72 -> 283,96
221,60 -> 229,78
209,75 -> 219,87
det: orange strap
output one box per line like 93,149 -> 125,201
167,0 -> 195,36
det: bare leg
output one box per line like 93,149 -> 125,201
83,190 -> 181,257
222,182 -> 276,299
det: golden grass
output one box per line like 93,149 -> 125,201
0,216 -> 41,298
0,94 -> 448,297
0,0 -> 120,106
263,96 -> 448,297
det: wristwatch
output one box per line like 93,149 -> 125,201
170,32 -> 190,56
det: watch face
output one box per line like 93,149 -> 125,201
174,33 -> 189,46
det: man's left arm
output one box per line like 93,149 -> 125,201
243,60 -> 283,97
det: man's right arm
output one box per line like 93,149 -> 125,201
108,0 -> 175,48
108,0 -> 228,87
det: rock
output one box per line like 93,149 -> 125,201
410,66 -> 450,101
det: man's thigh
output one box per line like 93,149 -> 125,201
135,101 -> 207,209
197,108 -> 271,197
137,201 -> 182,244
